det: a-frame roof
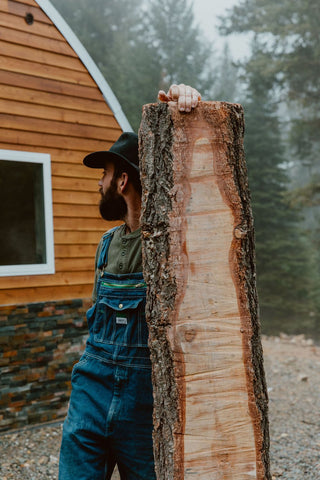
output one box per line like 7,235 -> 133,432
35,0 -> 132,132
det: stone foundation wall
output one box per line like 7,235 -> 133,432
0,298 -> 91,431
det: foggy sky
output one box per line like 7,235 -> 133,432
192,0 -> 250,59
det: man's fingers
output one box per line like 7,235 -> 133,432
158,84 -> 201,111
192,90 -> 201,107
168,84 -> 180,101
177,85 -> 201,112
179,85 -> 192,112
158,90 -> 170,102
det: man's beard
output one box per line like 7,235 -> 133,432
99,179 -> 127,221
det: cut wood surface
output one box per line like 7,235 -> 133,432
140,102 -> 270,479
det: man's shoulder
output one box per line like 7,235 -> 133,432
94,225 -> 124,268
100,224 -> 124,241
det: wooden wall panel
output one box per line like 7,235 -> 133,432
0,84 -> 113,115
51,161 -> 102,176
0,26 -> 77,56
1,41 -> 82,70
0,11 -> 65,40
52,190 -> 100,206
0,285 -> 93,306
0,129 -> 114,152
55,257 -> 96,272
0,271 -> 95,289
0,71 -> 104,101
0,113 -> 113,140
52,176 -> 98,193
54,244 -> 98,259
54,218 -> 111,232
6,0 -> 42,7
1,1 -> 51,24
0,99 -> 118,128
0,0 -> 124,306
0,56 -> 94,85
53,204 -> 101,218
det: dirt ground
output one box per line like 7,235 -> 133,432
0,334 -> 319,479
263,334 -> 320,479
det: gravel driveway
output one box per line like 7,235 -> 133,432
1,334 -> 319,479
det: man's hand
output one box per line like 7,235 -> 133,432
158,84 -> 201,112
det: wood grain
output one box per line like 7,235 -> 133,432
140,102 -> 270,479
1,1 -> 51,24
0,71 -> 103,101
0,11 -> 65,40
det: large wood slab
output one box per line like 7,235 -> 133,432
140,102 -> 270,479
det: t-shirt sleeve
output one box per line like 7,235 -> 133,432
92,237 -> 104,304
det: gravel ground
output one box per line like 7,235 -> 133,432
0,334 -> 319,479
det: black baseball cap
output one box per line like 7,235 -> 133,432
83,132 -> 139,172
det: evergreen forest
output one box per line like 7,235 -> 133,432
51,0 -> 320,339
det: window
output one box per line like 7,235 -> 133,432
0,150 -> 55,276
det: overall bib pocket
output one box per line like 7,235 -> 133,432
93,295 -> 148,347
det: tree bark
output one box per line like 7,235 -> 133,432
139,102 -> 270,480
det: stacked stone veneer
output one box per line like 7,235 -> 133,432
0,298 -> 91,431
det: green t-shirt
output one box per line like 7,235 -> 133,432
92,224 -> 142,303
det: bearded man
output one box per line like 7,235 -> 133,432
59,84 -> 201,480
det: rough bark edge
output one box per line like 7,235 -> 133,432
139,103 -> 183,480
225,103 -> 271,480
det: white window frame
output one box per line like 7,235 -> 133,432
0,150 -> 55,277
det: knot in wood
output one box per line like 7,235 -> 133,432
234,227 -> 247,239
184,328 -> 197,342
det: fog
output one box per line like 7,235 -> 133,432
192,0 -> 251,59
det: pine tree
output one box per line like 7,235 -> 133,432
145,0 -> 214,96
219,0 -> 320,202
212,43 -> 240,102
243,42 -> 315,335
51,0 -> 160,130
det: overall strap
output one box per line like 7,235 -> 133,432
97,226 -> 121,270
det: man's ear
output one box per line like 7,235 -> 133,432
118,172 -> 129,193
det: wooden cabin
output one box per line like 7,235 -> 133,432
0,0 -> 131,430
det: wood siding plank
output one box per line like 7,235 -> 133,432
0,71 -> 105,101
0,128 -> 116,152
55,257 -> 95,272
0,56 -> 96,86
7,0 -> 43,8
0,113 -> 115,140
0,285 -> 92,306
54,217 -> 115,232
53,204 -> 101,218
51,162 -> 103,178
52,190 -> 100,206
0,148 -> 97,170
54,244 -> 97,258
0,11 -> 65,40
52,176 -> 98,193
1,1 -> 51,24
0,40 -> 84,71
0,99 -> 118,128
0,83 -> 112,114
0,271 -> 95,289
0,25 -> 77,56
54,231 -> 103,245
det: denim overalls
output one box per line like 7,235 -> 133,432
59,228 -> 155,480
